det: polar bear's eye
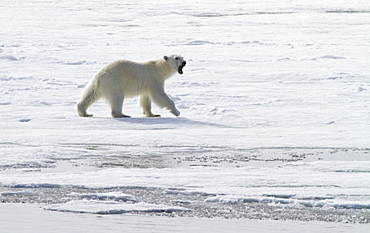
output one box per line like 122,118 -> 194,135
175,57 -> 180,60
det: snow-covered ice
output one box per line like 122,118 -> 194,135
1,0 -> 370,232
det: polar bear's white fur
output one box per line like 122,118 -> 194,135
77,55 -> 186,118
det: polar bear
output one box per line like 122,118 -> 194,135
77,55 -> 186,118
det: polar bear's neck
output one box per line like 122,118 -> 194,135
147,59 -> 176,80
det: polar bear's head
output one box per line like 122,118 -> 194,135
163,54 -> 186,74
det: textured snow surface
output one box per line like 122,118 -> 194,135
1,0 -> 370,232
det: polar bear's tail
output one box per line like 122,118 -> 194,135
77,79 -> 101,117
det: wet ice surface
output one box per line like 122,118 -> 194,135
2,204 -> 370,233
1,0 -> 370,232
1,148 -> 370,225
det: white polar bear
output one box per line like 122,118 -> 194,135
77,55 -> 186,118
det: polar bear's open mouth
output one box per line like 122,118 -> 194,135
178,61 -> 186,74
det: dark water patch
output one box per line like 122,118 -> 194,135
191,11 -> 294,18
325,10 -> 370,14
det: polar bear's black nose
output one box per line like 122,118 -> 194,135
182,61 -> 186,66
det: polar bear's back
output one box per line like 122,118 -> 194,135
95,60 -> 161,98
98,60 -> 147,80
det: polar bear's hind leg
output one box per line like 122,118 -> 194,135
77,82 -> 100,117
107,93 -> 130,118
77,103 -> 93,117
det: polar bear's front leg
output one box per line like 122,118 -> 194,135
150,90 -> 180,117
139,95 -> 161,117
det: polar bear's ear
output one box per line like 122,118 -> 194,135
163,55 -> 168,61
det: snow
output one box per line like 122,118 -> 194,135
1,0 -> 370,232
46,200 -> 190,214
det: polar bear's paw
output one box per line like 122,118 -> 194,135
112,114 -> 131,118
146,114 -> 161,117
78,112 -> 93,117
170,109 -> 180,117
77,103 -> 93,117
